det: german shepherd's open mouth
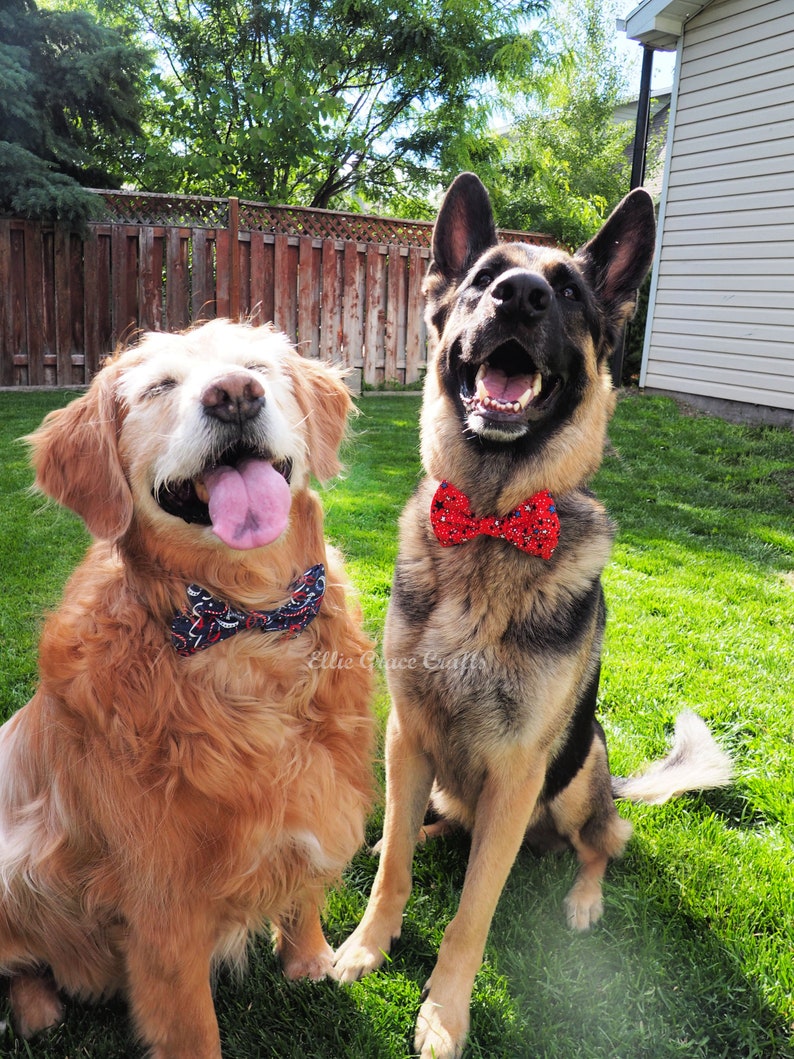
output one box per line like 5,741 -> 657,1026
458,340 -> 564,425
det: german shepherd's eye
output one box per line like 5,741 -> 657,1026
560,283 -> 580,301
473,270 -> 494,290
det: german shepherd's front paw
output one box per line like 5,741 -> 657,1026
563,883 -> 604,931
333,919 -> 399,982
414,983 -> 470,1059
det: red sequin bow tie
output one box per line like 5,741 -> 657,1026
430,481 -> 560,559
171,563 -> 325,656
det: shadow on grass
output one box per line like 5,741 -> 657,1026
359,826 -> 794,1059
1,948 -> 411,1059
696,787 -> 772,833
5,846 -> 789,1059
501,855 -> 793,1059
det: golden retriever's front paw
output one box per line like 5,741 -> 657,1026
414,985 -> 469,1059
9,975 -> 64,1038
281,940 -> 335,981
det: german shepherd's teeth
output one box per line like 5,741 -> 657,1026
194,478 -> 209,504
517,374 -> 542,409
479,395 -> 522,413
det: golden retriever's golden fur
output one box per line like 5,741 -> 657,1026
0,320 -> 374,1057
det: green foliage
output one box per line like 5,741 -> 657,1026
0,142 -> 101,229
0,0 -> 150,227
3,0 -> 651,237
1,390 -> 793,1057
76,0 -> 546,210
19,0 -> 649,233
491,0 -> 638,248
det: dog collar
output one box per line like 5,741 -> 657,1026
171,563 -> 326,656
430,481 -> 559,559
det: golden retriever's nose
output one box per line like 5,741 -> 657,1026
201,373 -> 265,424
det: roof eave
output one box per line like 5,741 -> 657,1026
620,0 -> 712,51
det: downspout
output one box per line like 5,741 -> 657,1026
630,45 -> 655,189
640,35 -> 683,390
611,43 -> 655,387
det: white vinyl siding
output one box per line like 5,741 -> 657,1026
641,0 -> 794,411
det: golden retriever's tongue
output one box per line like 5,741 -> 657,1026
203,460 -> 291,550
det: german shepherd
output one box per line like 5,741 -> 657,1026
334,173 -> 732,1058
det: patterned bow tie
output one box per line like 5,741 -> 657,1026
430,481 -> 559,559
171,563 -> 326,656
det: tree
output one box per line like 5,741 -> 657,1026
492,0 -> 639,248
0,0 -> 150,228
86,0 -> 547,211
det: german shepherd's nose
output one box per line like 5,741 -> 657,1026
492,269 -> 552,319
201,372 -> 265,424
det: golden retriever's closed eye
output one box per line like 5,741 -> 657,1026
0,319 -> 374,1058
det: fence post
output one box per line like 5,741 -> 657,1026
228,196 -> 240,321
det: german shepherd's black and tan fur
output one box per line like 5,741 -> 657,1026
334,174 -> 732,1058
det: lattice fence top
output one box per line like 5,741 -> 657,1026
238,200 -> 436,246
93,190 -> 230,229
90,190 -> 554,248
497,227 -> 555,247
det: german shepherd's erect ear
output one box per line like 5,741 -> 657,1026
423,174 -> 497,341
574,189 -> 656,352
428,172 -> 498,280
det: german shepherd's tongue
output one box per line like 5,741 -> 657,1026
477,364 -> 540,410
202,460 -> 291,550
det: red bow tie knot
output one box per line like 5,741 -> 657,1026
430,481 -> 559,559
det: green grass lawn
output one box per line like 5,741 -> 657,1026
1,390 -> 792,1058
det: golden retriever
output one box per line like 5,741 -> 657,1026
0,319 -> 374,1057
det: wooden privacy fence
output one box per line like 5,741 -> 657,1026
0,191 -> 553,389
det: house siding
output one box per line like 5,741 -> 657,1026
641,0 -> 794,411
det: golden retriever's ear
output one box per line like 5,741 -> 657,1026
27,365 -> 134,540
283,354 -> 353,483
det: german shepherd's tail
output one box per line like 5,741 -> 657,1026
612,712 -> 733,805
